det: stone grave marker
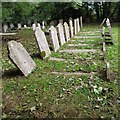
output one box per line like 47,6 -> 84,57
76,18 -> 80,32
74,19 -> 77,35
42,21 -> 45,29
7,40 -> 36,77
10,23 -> 14,29
57,23 -> 66,46
59,19 -> 63,24
32,23 -> 36,31
24,25 -> 27,28
38,23 -> 41,29
35,27 -> 51,59
3,24 -> 8,33
18,23 -> 22,29
49,26 -> 60,52
80,16 -> 83,29
64,22 -> 70,42
69,19 -> 74,37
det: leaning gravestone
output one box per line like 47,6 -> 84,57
69,18 -> 74,37
76,18 -> 80,32
74,19 -> 77,35
64,22 -> 70,42
32,23 -> 36,31
57,23 -> 66,46
8,41 -> 36,77
35,27 -> 51,59
18,23 -> 22,29
3,24 -> 8,33
49,26 -> 60,52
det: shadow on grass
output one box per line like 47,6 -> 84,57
30,53 -> 42,59
3,68 -> 24,79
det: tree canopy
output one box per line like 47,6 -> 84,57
2,2 -> 119,25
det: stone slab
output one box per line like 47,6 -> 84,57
8,40 -> 36,76
32,23 -> 36,31
49,26 -> 60,52
70,40 -> 95,42
35,27 -> 51,59
64,22 -> 70,42
106,62 -> 110,80
49,57 -> 65,61
57,23 -> 66,46
0,33 -> 17,36
59,49 -> 97,53
69,19 -> 74,37
80,16 -> 83,29
74,36 -> 101,39
51,72 -> 94,76
68,44 -> 93,47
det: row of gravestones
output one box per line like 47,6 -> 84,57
101,18 -> 114,80
7,16 -> 83,77
2,21 -> 46,33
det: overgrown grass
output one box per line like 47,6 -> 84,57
2,24 -> 118,119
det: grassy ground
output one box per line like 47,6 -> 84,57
2,24 -> 119,119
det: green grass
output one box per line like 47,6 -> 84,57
2,24 -> 119,119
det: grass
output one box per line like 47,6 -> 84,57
2,24 -> 119,119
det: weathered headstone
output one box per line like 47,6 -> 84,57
69,18 -> 74,37
10,23 -> 14,29
80,16 -> 83,29
7,40 -> 36,76
24,25 -> 27,28
49,26 -> 60,52
57,23 -> 66,46
18,23 -> 22,29
76,18 -> 80,32
64,22 -> 70,42
42,21 -> 45,29
35,27 -> 51,59
38,23 -> 41,29
3,24 -> 8,33
59,19 -> 63,24
105,18 -> 114,44
74,19 -> 77,35
32,23 -> 36,31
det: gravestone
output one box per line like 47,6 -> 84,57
50,21 -> 55,26
57,23 -> 66,46
42,21 -> 45,29
49,26 -> 60,52
69,19 -> 74,37
64,22 -> 70,42
59,19 -> 63,24
80,16 -> 83,29
76,18 -> 80,32
38,23 -> 41,29
35,27 -> 51,59
3,24 -> 8,33
24,24 -> 27,28
105,18 -> 114,44
7,41 -> 36,77
18,23 -> 22,29
10,23 -> 14,29
74,19 -> 77,35
32,23 -> 36,31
